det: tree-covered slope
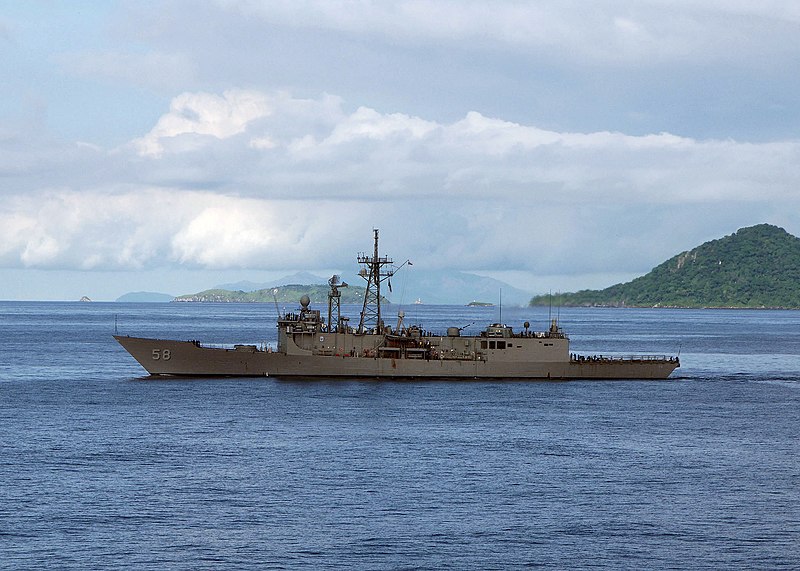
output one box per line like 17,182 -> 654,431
530,224 -> 800,308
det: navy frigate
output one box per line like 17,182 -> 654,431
115,230 -> 680,380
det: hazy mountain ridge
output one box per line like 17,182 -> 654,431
397,270 -> 530,305
168,269 -> 530,306
115,291 -> 175,303
531,224 -> 800,308
174,284 -> 374,304
215,272 -> 328,292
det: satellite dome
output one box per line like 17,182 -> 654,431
300,294 -> 310,308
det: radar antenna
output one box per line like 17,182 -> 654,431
327,274 -> 348,332
357,229 -> 394,334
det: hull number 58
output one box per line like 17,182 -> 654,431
152,349 -> 171,361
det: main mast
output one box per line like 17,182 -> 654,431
357,229 -> 394,334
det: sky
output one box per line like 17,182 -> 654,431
2,0 -> 800,301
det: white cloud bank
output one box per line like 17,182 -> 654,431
2,89 -> 800,288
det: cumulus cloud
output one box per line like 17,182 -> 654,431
134,90 -> 272,156
76,0 -> 800,148
127,90 -> 800,205
2,89 -> 800,281
0,189 -> 176,270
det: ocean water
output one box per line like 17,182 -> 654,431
1,301 -> 798,570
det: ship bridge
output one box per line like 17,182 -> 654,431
484,324 -> 513,338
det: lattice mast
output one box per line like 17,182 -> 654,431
327,274 -> 347,332
357,229 -> 394,334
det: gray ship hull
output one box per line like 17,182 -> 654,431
114,335 -> 679,380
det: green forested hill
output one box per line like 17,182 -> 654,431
530,224 -> 800,308
174,284 -> 373,304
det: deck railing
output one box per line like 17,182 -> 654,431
572,354 -> 678,363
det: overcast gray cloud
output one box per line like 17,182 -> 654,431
223,0 -> 800,64
1,1 -> 800,300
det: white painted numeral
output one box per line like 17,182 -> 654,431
152,349 -> 172,361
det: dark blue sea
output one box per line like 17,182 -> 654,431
1,302 -> 798,570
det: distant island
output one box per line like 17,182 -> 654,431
119,269 -> 533,306
174,284 -> 377,304
530,224 -> 800,309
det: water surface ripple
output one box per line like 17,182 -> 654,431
1,303 -> 798,569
